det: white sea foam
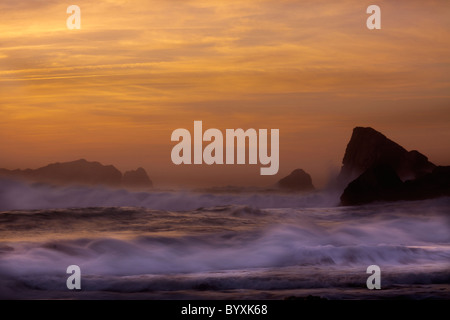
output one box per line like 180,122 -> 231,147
0,178 -> 449,299
0,178 -> 340,211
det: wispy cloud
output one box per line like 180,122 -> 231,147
1,0 -> 449,186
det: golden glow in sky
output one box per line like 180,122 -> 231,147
1,0 -> 449,187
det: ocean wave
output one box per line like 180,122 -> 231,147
1,262 -> 449,300
1,227 -> 449,279
1,178 -> 449,299
0,178 -> 340,211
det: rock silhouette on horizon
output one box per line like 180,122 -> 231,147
339,127 -> 449,205
338,127 -> 435,187
123,167 -> 153,189
0,159 -> 153,189
277,169 -> 315,191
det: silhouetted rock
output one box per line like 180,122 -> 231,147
339,127 -> 449,205
0,159 -> 153,189
0,159 -> 122,187
341,164 -> 450,206
277,169 -> 315,191
403,166 -> 450,200
122,167 -> 153,189
340,165 -> 404,205
338,127 -> 435,186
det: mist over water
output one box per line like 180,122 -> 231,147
0,179 -> 449,299
0,178 -> 340,211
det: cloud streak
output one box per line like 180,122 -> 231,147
0,0 -> 449,187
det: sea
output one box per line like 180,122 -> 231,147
0,178 -> 449,299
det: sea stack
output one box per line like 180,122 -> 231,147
340,164 -> 404,206
277,169 -> 315,191
338,127 -> 435,186
339,127 -> 449,205
122,167 -> 153,189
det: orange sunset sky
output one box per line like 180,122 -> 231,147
0,0 -> 449,188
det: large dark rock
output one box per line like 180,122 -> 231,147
277,169 -> 315,191
403,166 -> 450,200
340,165 -> 404,206
339,127 -> 449,205
122,167 -> 153,189
341,164 -> 450,206
0,159 -> 153,189
338,127 -> 435,186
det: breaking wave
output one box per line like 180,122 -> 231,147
0,178 -> 340,211
0,178 -> 449,299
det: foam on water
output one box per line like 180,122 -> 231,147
0,179 -> 449,299
0,178 -> 339,211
